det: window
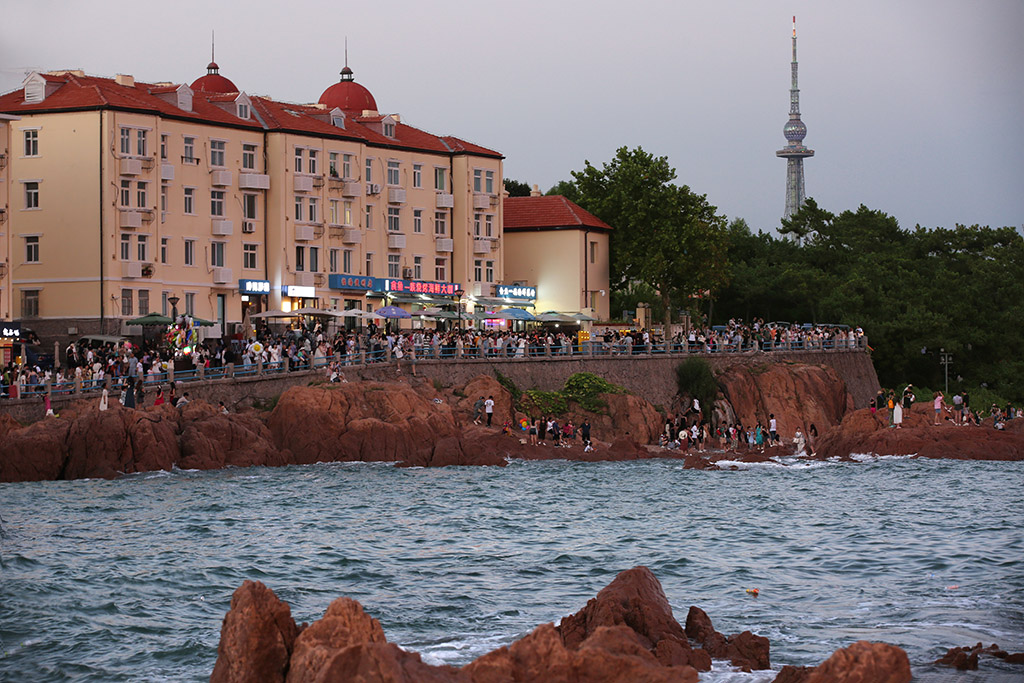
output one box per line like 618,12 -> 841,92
343,249 -> 352,273
294,147 -> 303,173
120,233 -> 131,260
308,150 -> 318,175
434,167 -> 446,191
160,134 -> 168,160
21,290 -> 40,318
211,190 -> 225,217
474,259 -> 482,282
294,195 -> 303,221
387,207 -> 400,232
387,160 -> 400,185
185,292 -> 195,316
383,121 -> 395,137
412,164 -> 422,188
308,197 -> 318,223
121,289 -> 133,316
137,234 -> 148,262
137,130 -> 148,157
473,169 -> 482,192
295,246 -> 305,271
309,246 -> 320,272
485,260 -> 494,283
474,213 -> 482,236
160,185 -> 167,213
365,205 -> 373,229
120,128 -> 131,155
211,241 -> 225,268
434,211 -> 447,236
136,181 -> 147,208
184,239 -> 195,266
24,181 -> 39,209
161,237 -> 169,264
243,194 -> 257,220
183,136 -> 196,163
344,201 -> 353,226
120,179 -> 131,207
388,254 -> 400,278
24,129 -> 39,156
138,289 -> 149,315
590,241 -> 598,264
365,158 -> 373,183
242,144 -> 256,170
243,243 -> 258,270
413,255 -> 422,279
237,103 -> 249,120
485,214 -> 493,238
485,170 -> 494,194
342,153 -> 352,179
329,248 -> 339,273
162,292 -> 169,316
24,235 -> 40,263
329,152 -> 339,177
329,199 -> 340,225
210,140 -> 226,167
413,209 -> 422,233
184,187 -> 195,214
365,253 -> 373,277
434,257 -> 447,282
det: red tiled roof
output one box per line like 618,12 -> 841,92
503,195 -> 614,231
0,70 -> 502,158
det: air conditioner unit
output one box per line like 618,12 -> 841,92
388,188 -> 406,204
366,182 -> 382,195
435,238 -> 454,253
435,193 -> 454,209
473,239 -> 490,254
342,181 -> 363,197
120,158 -> 143,175
294,175 -> 314,192
213,267 -> 233,284
242,221 -> 255,233
160,163 -> 174,181
402,267 -> 414,279
239,173 -> 270,190
342,229 -> 362,244
212,219 -> 234,236
211,170 -> 233,187
388,233 -> 406,249
295,224 -> 315,241
472,193 -> 490,210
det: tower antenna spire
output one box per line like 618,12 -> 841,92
345,37 -> 348,69
212,30 -> 215,64
776,15 -> 814,222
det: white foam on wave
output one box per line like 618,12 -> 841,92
414,632 -> 516,666
713,459 -> 786,470
849,452 -> 917,463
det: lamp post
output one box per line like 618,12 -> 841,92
168,295 -> 180,321
939,348 -> 953,395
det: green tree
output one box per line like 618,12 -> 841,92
503,178 -> 532,197
571,146 -> 729,324
546,179 -> 580,202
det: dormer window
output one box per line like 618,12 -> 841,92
332,115 -> 345,128
383,122 -> 395,137
237,103 -> 249,120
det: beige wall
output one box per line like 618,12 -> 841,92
0,117 -> 12,320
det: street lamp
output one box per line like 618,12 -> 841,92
168,295 -> 180,321
939,348 -> 953,395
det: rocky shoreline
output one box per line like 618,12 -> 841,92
2,363 -> 1022,483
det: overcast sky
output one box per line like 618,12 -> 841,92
2,0 -> 1022,234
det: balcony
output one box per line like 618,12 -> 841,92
239,173 -> 270,190
472,193 -> 491,210
342,228 -> 362,244
212,267 -> 233,284
294,271 -> 314,287
342,181 -> 363,197
160,163 -> 174,181
388,188 -> 406,204
211,170 -> 233,187
119,209 -> 143,229
388,233 -> 406,249
295,224 -> 315,241
212,219 -> 234,236
473,239 -> 491,254
294,175 -> 314,192
435,238 -> 454,253
120,158 -> 143,176
327,177 -> 343,192
121,261 -> 143,278
435,193 -> 454,209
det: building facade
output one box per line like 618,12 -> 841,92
502,192 -> 611,321
0,64 -> 504,344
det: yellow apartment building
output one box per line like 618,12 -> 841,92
0,62 -> 506,345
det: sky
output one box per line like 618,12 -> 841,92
2,0 -> 1022,234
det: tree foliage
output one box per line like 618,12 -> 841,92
675,358 -> 718,417
503,178 -> 532,197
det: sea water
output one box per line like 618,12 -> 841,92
1,458 -> 1022,682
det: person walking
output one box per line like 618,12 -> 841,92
472,396 -> 484,425
484,395 -> 495,427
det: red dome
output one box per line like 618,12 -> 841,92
191,62 -> 238,94
318,68 -> 376,113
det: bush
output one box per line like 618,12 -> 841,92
521,389 -> 567,417
675,358 -> 718,416
562,372 -> 626,413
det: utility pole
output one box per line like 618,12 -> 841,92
939,348 -> 953,395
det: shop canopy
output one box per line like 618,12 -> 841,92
491,308 -> 537,321
125,312 -> 174,326
249,310 -> 294,319
536,312 -> 577,323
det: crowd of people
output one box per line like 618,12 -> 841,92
872,386 -> 1022,430
653,402 -> 817,456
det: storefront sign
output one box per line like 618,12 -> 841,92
1,321 -> 21,339
239,279 -> 271,295
496,284 -> 537,300
329,275 -> 459,297
328,274 -> 375,291
283,285 -> 316,298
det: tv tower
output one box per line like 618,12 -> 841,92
776,16 -> 814,220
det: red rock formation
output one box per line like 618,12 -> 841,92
210,580 -> 300,683
796,640 -> 911,682
935,642 -> 1024,670
586,393 -> 664,445
684,606 -> 770,671
815,408 -> 1024,461
179,402 -> 287,470
717,362 -> 853,440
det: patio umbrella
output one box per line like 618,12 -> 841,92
249,310 -> 293,319
189,316 -> 216,327
493,307 -> 536,321
353,309 -> 384,319
125,312 -> 173,326
291,306 -> 333,316
571,312 -> 597,322
375,305 -> 411,319
536,312 -> 576,323
423,310 -> 462,319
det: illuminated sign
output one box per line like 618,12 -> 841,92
238,279 -> 271,295
283,285 -> 316,298
496,284 -> 537,300
329,275 -> 459,296
1,322 -> 21,339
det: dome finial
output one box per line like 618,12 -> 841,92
340,38 -> 354,81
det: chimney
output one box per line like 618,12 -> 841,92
115,74 -> 135,87
530,184 -> 542,197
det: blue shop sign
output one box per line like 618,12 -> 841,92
496,284 -> 537,300
238,279 -> 271,295
1,321 -> 21,339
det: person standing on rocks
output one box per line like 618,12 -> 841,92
933,391 -> 945,425
472,396 -> 484,425
581,419 -> 591,448
485,395 -> 495,427
768,414 -> 778,444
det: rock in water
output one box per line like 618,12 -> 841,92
210,580 -> 299,683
